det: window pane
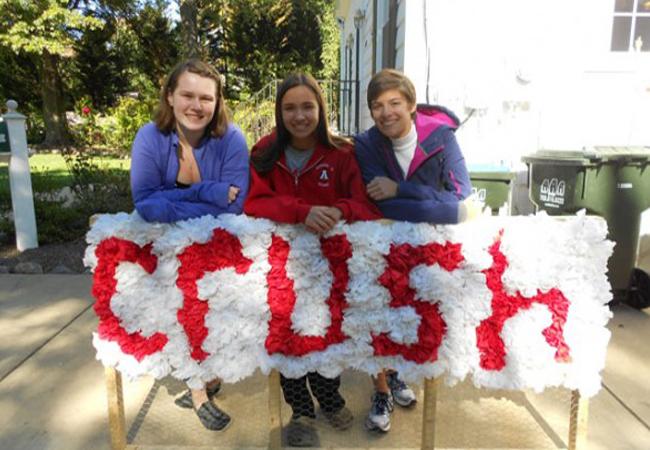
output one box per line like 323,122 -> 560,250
634,17 -> 650,51
615,0 -> 634,12
638,0 -> 650,12
615,0 -> 635,12
611,16 -> 632,50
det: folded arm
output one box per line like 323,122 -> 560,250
130,126 -> 249,223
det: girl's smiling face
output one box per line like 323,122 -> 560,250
370,88 -> 416,139
281,85 -> 320,149
167,71 -> 217,136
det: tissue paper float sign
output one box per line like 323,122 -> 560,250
85,213 -> 613,396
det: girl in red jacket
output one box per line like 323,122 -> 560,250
244,73 -> 380,446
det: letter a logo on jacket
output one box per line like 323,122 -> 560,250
316,164 -> 331,187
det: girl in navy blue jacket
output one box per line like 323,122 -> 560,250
354,70 -> 475,224
130,59 -> 249,431
354,69 -> 478,433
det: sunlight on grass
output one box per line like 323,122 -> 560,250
27,153 -> 130,171
0,152 -> 130,198
0,152 -> 130,172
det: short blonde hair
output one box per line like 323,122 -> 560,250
154,59 -> 230,137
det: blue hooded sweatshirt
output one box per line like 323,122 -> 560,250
354,105 -> 471,224
130,122 -> 249,223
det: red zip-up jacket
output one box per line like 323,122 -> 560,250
244,133 -> 381,223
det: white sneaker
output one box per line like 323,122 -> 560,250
365,391 -> 393,432
387,371 -> 417,407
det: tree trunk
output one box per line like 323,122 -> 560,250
41,51 -> 70,147
180,0 -> 200,59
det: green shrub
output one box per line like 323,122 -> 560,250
67,87 -> 156,157
74,168 -> 133,215
61,146 -> 132,216
0,218 -> 13,244
70,96 -> 106,150
231,98 -> 275,148
103,92 -> 157,156
0,198 -> 89,246
33,198 -> 89,244
25,111 -> 46,144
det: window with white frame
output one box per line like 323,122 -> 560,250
611,0 -> 650,51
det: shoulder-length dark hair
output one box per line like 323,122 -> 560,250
154,59 -> 230,137
251,73 -> 350,173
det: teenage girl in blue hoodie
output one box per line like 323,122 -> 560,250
130,59 -> 249,431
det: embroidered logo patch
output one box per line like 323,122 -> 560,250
316,163 -> 332,187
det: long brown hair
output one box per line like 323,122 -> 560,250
154,59 -> 230,137
251,73 -> 350,173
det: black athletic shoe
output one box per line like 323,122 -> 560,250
194,401 -> 231,431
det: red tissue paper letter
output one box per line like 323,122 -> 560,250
176,229 -> 253,362
265,234 -> 352,356
93,237 -> 167,361
373,242 -> 464,363
476,231 -> 571,371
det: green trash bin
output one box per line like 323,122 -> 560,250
469,165 -> 516,215
522,147 -> 650,305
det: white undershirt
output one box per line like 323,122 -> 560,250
391,123 -> 417,177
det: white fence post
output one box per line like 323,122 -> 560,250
3,100 -> 38,251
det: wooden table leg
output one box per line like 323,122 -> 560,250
268,370 -> 282,450
105,367 -> 127,450
421,377 -> 438,450
568,389 -> 589,450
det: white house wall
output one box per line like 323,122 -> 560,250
339,0 -> 650,165
403,0 -> 650,167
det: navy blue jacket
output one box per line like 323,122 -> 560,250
354,105 -> 471,223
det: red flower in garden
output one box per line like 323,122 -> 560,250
82,106 -> 91,116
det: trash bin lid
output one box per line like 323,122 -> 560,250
590,146 -> 650,162
522,149 -> 594,166
522,147 -> 650,165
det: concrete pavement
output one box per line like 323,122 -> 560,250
0,274 -> 649,450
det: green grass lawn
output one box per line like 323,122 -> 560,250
0,152 -> 130,199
